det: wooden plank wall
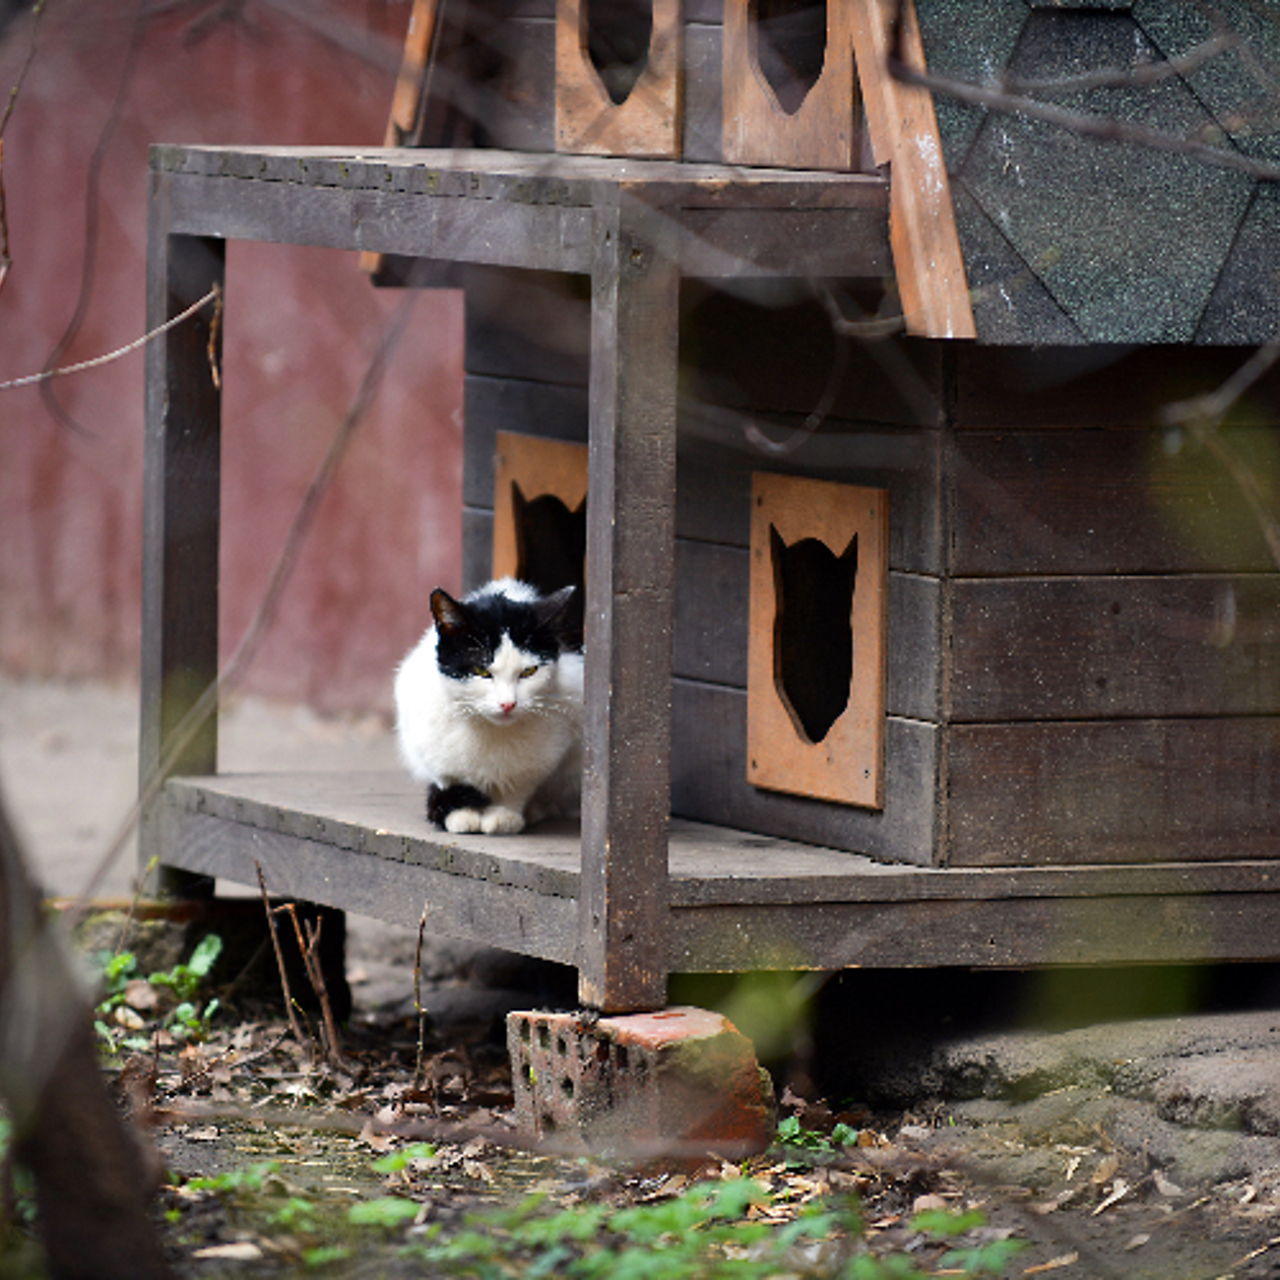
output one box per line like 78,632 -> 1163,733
462,267 -> 951,866
944,347 -> 1280,868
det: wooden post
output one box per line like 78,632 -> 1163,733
139,171 -> 224,896
578,192 -> 678,1012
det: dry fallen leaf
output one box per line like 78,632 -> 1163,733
1091,1153 -> 1121,1186
1022,1252 -> 1079,1274
124,978 -> 161,1012
1152,1168 -> 1183,1198
1093,1178 -> 1131,1215
913,1194 -> 948,1213
192,1242 -> 264,1261
358,1119 -> 396,1152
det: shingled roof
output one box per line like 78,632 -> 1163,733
916,0 -> 1280,344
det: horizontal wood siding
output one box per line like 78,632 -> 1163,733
950,346 -> 1280,431
944,346 -> 1280,868
951,429 -> 1280,576
671,681 -> 940,864
946,719 -> 1280,867
677,430 -> 945,575
950,575 -> 1280,722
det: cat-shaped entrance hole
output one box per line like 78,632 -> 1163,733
583,0 -> 653,105
512,481 -> 586,649
769,524 -> 857,744
750,0 -> 827,116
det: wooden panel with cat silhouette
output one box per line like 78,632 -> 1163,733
747,472 -> 888,808
493,431 -> 589,643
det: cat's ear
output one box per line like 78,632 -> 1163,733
769,523 -> 786,569
511,480 -> 527,517
430,589 -> 470,637
839,531 -> 858,575
534,584 -> 577,632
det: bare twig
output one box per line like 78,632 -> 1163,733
413,902 -> 431,1094
997,32 -> 1238,98
1159,335 -> 1280,573
0,285 -> 221,391
281,902 -> 348,1070
887,58 -> 1280,183
0,0 -> 47,297
41,0 -> 151,436
255,863 -> 308,1053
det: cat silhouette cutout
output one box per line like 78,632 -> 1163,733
770,523 -> 858,744
512,481 -> 587,649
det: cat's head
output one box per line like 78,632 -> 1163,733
430,583 -> 578,724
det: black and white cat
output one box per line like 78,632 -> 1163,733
394,579 -> 584,834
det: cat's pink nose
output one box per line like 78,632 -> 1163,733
500,701 -> 516,715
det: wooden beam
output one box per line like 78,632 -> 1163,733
578,194 -> 679,1011
140,174 -> 224,896
850,0 -> 975,339
360,0 -> 441,275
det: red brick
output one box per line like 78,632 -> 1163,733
507,1006 -> 775,1160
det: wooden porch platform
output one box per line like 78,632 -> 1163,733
159,773 -> 1280,974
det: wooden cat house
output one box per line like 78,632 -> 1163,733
141,0 -> 1280,1013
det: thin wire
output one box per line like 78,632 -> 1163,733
0,285 -> 221,391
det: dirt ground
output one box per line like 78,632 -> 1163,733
4,675 -> 1280,1278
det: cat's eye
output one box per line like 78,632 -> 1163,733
519,665 -> 539,679
473,665 -> 491,679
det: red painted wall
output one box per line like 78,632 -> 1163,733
0,2 -> 464,714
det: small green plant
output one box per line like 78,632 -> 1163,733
370,1143 -> 437,1175
395,1179 -> 1024,1280
776,1113 -> 860,1152
348,1197 -> 422,1229
186,1159 -> 282,1196
0,1116 -> 37,1231
92,934 -> 223,1051
405,1179 -> 849,1279
268,1196 -> 321,1233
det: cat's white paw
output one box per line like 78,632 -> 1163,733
480,806 -> 525,834
444,807 -> 485,834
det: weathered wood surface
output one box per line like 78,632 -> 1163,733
555,0 -> 683,158
163,773 -> 1280,906
671,682 -> 940,865
950,575 -> 1280,721
361,0 -> 443,276
159,774 -> 1280,969
721,0 -> 856,170
139,206 -> 224,893
577,196 -> 680,1011
153,144 -> 889,204
850,0 -> 974,338
948,345 -> 1280,431
676,429 -> 945,574
947,719 -> 1280,867
669,891 -> 1280,970
949,428 -> 1280,576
